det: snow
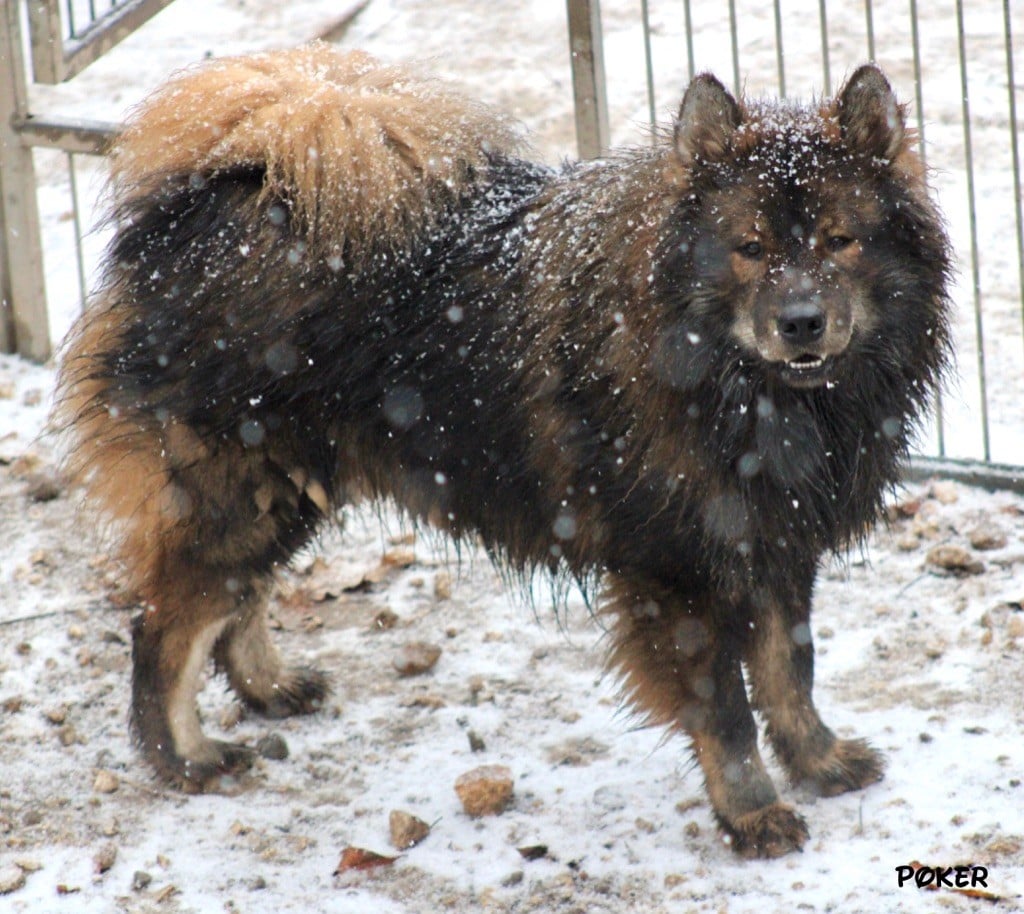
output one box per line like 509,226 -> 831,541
1,1 -> 1023,912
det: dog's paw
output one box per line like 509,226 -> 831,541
720,803 -> 809,859
251,666 -> 330,718
145,738 -> 256,793
811,738 -> 885,797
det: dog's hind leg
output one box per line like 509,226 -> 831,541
213,596 -> 329,719
70,399 -> 333,789
604,575 -> 809,858
131,569 -> 260,789
744,577 -> 885,797
129,462 -> 332,790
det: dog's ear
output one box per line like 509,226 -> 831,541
837,64 -> 906,161
673,74 -> 742,166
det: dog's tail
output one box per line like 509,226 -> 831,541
110,43 -> 520,261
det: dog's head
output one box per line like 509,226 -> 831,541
658,65 -> 947,392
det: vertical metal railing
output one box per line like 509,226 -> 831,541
0,0 -> 51,360
954,0 -> 990,463
566,0 -> 610,159
772,0 -> 786,98
906,0 -> 943,457
1005,0 -> 1024,354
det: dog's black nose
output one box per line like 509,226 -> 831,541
777,303 -> 826,346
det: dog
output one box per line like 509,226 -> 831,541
56,45 -> 951,857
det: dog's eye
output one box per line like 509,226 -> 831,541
737,240 -> 763,259
827,234 -> 854,252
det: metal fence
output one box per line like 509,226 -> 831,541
2,0 -> 1023,487
0,0 -> 161,359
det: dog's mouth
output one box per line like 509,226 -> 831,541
779,353 -> 833,388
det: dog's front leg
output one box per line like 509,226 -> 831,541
744,566 -> 885,797
603,574 -> 809,858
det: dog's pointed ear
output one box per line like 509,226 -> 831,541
674,74 -> 742,166
837,64 -> 906,161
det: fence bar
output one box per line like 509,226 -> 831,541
566,0 -> 610,159
727,0 -> 740,97
683,0 -> 694,82
908,456 -> 1024,494
0,0 -> 51,359
955,0 -> 990,462
864,0 -> 876,62
14,114 -> 118,154
818,0 -> 831,90
906,0 -> 945,457
66,152 -> 89,312
773,0 -> 786,98
1004,0 -> 1024,334
640,0 -> 657,132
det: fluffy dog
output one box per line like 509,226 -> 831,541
57,45 -> 951,857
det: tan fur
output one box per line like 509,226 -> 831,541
111,43 -> 521,262
55,291 -> 185,597
166,617 -> 231,760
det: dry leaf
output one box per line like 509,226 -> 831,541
334,846 -> 399,874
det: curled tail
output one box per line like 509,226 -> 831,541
110,43 -> 520,261
56,44 -> 520,588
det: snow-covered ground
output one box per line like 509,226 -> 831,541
1,1 -> 1022,912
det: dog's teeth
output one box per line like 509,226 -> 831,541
789,357 -> 823,370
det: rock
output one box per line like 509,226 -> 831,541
393,642 -> 442,677
545,736 -> 610,767
434,571 -> 452,601
372,609 -> 400,631
93,770 -> 120,794
891,497 -> 923,519
389,810 -> 431,849
895,533 -> 920,552
930,481 -> 959,504
256,733 -> 289,761
925,544 -> 984,575
454,764 -> 514,817
0,866 -> 26,894
517,845 -> 548,861
94,843 -> 118,875
467,730 -> 486,753
131,871 -> 153,892
968,524 -> 1007,551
